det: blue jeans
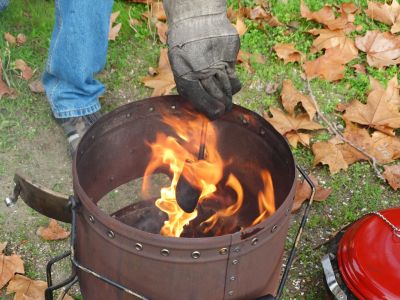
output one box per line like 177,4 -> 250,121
0,0 -> 9,12
42,0 -> 114,118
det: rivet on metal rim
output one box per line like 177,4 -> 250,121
233,247 -> 240,253
230,276 -> 236,281
251,238 -> 259,246
91,135 -> 95,140
219,248 -> 228,255
232,259 -> 239,265
135,243 -> 143,251
107,230 -> 115,239
161,249 -> 170,256
241,117 -> 249,125
228,291 -> 234,296
271,225 -> 278,233
126,113 -> 131,118
88,215 -> 95,223
148,107 -> 155,112
191,251 -> 201,259
260,128 -> 266,136
171,105 -> 176,110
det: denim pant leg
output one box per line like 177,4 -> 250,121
0,0 -> 9,13
43,0 -> 114,118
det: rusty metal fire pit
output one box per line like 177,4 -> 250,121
7,95 -> 316,300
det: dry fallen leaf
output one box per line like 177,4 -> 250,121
292,175 -> 332,212
333,121 -> 400,165
0,252 -> 24,289
355,30 -> 400,68
6,275 -> 46,300
14,59 -> 33,80
237,50 -> 254,73
28,80 -> 45,94
109,11 -> 122,41
281,79 -> 316,120
303,52 -> 346,81
248,6 -> 282,26
4,32 -> 16,45
16,34 -> 27,45
353,63 -> 367,74
383,165 -> 400,190
37,219 -> 70,241
141,48 -> 176,97
235,17 -> 248,37
265,108 -> 323,147
301,1 -> 335,26
151,2 -> 166,22
365,0 -> 400,34
273,43 -> 305,64
368,75 -> 400,107
156,21 -> 168,44
343,78 -> 400,134
312,141 -> 348,174
0,242 -> 6,253
0,59 -> 13,99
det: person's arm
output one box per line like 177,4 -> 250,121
164,0 -> 241,120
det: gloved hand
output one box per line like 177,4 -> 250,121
164,0 -> 241,120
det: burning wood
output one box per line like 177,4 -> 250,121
141,112 -> 276,238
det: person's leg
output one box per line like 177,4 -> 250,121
43,0 -> 114,119
0,0 -> 9,12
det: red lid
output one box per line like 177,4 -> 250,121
337,208 -> 400,300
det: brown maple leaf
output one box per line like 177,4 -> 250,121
301,1 -> 357,31
273,43 -> 305,64
143,2 -> 166,22
248,6 -> 282,26
355,30 -> 400,68
369,76 -> 400,107
383,165 -> 400,190
281,79 -> 316,120
343,78 -> 400,134
0,252 -> 24,289
301,1 -> 335,25
0,59 -> 13,99
312,141 -> 348,174
365,0 -> 400,34
237,50 -> 254,73
235,17 -> 248,37
6,275 -> 46,300
265,108 -> 323,147
37,219 -> 70,241
303,51 -> 346,81
4,32 -> 16,45
15,59 -> 33,81
292,175 -> 332,212
309,29 -> 358,62
337,121 -> 400,164
156,21 -> 168,44
109,11 -> 122,41
141,48 -> 176,97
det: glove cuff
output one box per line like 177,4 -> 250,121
164,0 -> 237,48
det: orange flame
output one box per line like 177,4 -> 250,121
251,170 -> 276,226
142,112 -> 276,237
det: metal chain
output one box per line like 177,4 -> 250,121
369,211 -> 400,238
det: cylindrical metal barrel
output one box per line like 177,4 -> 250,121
73,96 -> 297,300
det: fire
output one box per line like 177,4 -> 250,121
142,111 -> 276,237
252,170 -> 276,226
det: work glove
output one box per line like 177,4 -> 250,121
164,0 -> 242,120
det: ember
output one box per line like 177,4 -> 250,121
142,112 -> 276,237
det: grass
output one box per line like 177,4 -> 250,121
1,0 -> 399,299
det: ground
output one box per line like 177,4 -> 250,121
0,0 -> 399,299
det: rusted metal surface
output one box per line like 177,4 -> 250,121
72,95 -> 297,300
11,173 -> 71,223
